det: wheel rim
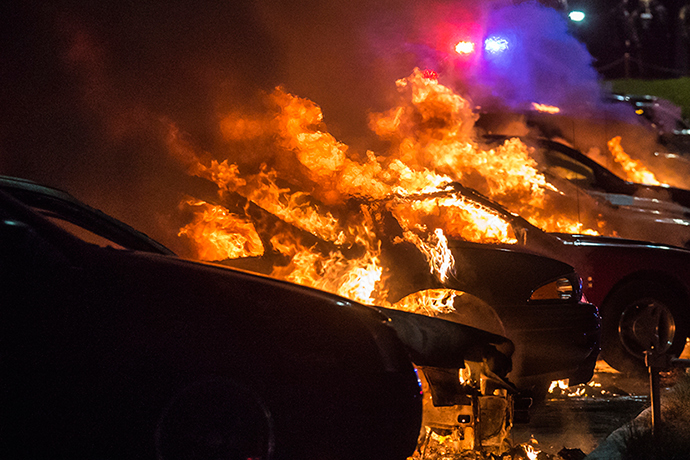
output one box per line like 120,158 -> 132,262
618,297 -> 676,357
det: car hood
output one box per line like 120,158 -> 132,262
77,248 -> 513,374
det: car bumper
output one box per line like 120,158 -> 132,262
499,300 -> 601,389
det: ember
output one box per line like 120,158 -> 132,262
531,102 -> 560,114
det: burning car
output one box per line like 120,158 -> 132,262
167,69 -> 600,398
0,175 -> 516,459
435,181 -> 690,376
480,133 -> 690,249
194,179 -> 601,398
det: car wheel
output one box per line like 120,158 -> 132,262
156,379 -> 274,460
601,281 -> 687,375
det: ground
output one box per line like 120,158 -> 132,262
512,346 -> 690,458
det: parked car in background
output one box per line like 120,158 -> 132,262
609,93 -> 690,156
482,134 -> 690,249
438,182 -> 690,376
0,175 -> 515,460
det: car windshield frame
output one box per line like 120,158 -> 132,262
0,179 -> 174,255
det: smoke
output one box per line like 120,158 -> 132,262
1,0 -> 283,253
472,3 -> 603,113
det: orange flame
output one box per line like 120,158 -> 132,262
173,68 -> 599,304
389,194 -> 518,245
531,102 -> 560,114
401,228 -> 455,283
525,439 -> 541,460
178,199 -> 264,261
392,289 -> 459,316
270,238 -> 385,305
607,136 -> 664,186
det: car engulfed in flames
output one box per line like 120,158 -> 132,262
172,69 -> 600,399
159,67 -> 612,457
183,180 -> 600,399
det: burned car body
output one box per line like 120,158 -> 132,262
206,183 -> 600,397
446,182 -> 690,375
0,176 -> 515,460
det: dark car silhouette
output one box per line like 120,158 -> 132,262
0,175 -> 516,460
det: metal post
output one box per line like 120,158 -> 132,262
645,350 -> 662,445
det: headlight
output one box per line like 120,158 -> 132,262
530,277 -> 574,301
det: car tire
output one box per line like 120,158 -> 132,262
601,281 -> 687,375
156,379 -> 274,460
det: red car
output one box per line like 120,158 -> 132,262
444,182 -> 688,375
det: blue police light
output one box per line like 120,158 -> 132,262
484,36 -> 510,54
568,11 -> 585,22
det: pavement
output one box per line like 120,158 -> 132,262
511,353 -> 690,457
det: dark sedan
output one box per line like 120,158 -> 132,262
0,176 -> 515,460
439,182 -> 690,376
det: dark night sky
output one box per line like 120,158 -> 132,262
568,0 -> 690,78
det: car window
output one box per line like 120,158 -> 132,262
40,211 -> 127,249
540,149 -> 595,187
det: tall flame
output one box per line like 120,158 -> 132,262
172,68 -> 599,305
